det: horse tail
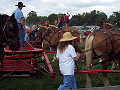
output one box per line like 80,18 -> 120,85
85,34 -> 94,69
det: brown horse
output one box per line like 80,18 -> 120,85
37,25 -> 81,52
85,29 -> 120,87
0,14 -> 20,59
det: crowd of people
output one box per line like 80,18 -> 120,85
23,12 -> 71,43
12,2 -> 81,90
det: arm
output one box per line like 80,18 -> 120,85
20,18 -> 25,29
73,52 -> 80,61
67,12 -> 70,16
55,57 -> 59,61
70,45 -> 80,61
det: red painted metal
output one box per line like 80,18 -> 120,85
75,70 -> 120,74
1,41 -> 55,78
43,52 -> 55,77
44,50 -> 86,58
1,59 -> 37,71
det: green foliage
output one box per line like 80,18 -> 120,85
108,11 -> 120,27
25,10 -> 120,28
26,11 -> 38,25
70,10 -> 107,26
48,13 -> 58,24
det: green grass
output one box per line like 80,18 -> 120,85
0,51 -> 120,90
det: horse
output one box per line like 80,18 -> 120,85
37,25 -> 81,62
85,29 -> 120,87
0,14 -> 20,59
37,25 -> 81,52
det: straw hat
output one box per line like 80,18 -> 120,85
15,2 -> 25,7
59,32 -> 77,42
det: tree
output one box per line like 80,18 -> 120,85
70,10 -> 107,26
26,11 -> 38,26
48,13 -> 58,25
108,11 -> 120,27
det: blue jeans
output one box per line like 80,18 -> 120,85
18,24 -> 25,49
58,75 -> 77,90
32,30 -> 37,41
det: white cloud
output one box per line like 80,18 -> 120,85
0,0 -> 120,17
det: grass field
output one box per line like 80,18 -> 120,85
0,56 -> 120,90
0,43 -> 120,90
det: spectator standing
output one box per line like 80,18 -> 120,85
24,30 -> 30,42
64,13 -> 70,28
56,32 -> 80,90
13,2 -> 26,50
57,15 -> 63,32
32,23 -> 37,41
45,21 -> 49,27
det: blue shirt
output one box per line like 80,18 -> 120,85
24,33 -> 30,41
13,8 -> 24,23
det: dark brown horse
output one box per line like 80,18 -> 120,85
37,25 -> 81,52
85,29 -> 120,87
0,14 -> 20,59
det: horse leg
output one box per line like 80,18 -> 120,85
85,35 -> 94,88
86,50 -> 92,88
0,43 -> 4,68
52,54 -> 56,62
0,43 -> 4,59
119,60 -> 120,69
102,62 -> 110,86
111,61 -> 116,70
111,59 -> 119,70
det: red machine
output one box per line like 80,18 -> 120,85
0,41 -> 55,79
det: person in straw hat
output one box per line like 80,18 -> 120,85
56,32 -> 80,90
12,2 -> 26,50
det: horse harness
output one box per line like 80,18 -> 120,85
41,28 -> 60,46
90,30 -> 120,67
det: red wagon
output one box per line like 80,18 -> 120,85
0,41 -> 55,79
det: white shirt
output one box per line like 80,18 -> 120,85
56,44 -> 77,75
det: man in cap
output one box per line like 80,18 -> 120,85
13,2 -> 26,50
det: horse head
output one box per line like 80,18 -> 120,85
1,14 -> 20,51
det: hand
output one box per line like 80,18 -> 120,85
76,52 -> 80,56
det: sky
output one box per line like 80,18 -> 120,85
0,0 -> 120,18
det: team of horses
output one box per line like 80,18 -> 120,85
0,14 -> 120,88
37,25 -> 81,52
